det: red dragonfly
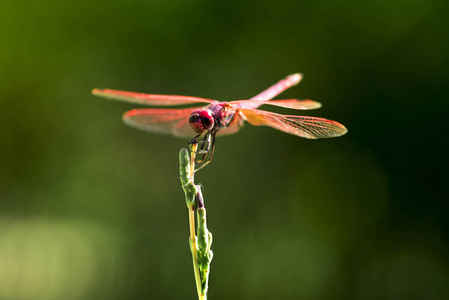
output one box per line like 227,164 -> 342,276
93,74 -> 347,170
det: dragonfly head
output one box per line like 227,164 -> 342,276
189,109 -> 214,134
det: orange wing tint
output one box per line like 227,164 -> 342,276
239,108 -> 347,139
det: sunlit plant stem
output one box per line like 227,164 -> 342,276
179,146 -> 213,300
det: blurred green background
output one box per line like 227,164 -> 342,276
1,0 -> 448,299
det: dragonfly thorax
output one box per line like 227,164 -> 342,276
189,108 -> 215,134
209,102 -> 235,129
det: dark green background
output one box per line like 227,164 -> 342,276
1,0 -> 448,299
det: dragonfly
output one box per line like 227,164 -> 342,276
93,74 -> 347,171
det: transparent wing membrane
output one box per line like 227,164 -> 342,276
241,73 -> 303,109
92,89 -> 214,106
231,99 -> 321,110
122,108 -> 198,137
239,109 -> 347,139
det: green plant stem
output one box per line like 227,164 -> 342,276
189,206 -> 204,300
179,147 -> 210,300
196,198 -> 213,294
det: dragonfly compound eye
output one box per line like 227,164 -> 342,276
189,109 -> 214,133
198,110 -> 214,131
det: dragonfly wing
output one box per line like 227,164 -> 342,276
123,108 -> 197,138
231,99 -> 322,110
239,109 -> 347,139
241,73 -> 303,109
93,89 -> 214,106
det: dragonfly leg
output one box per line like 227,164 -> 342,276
188,134 -> 210,154
187,131 -> 216,171
194,132 -> 216,172
195,132 -> 212,163
188,134 -> 201,150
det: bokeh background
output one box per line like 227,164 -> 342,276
1,0 -> 448,299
